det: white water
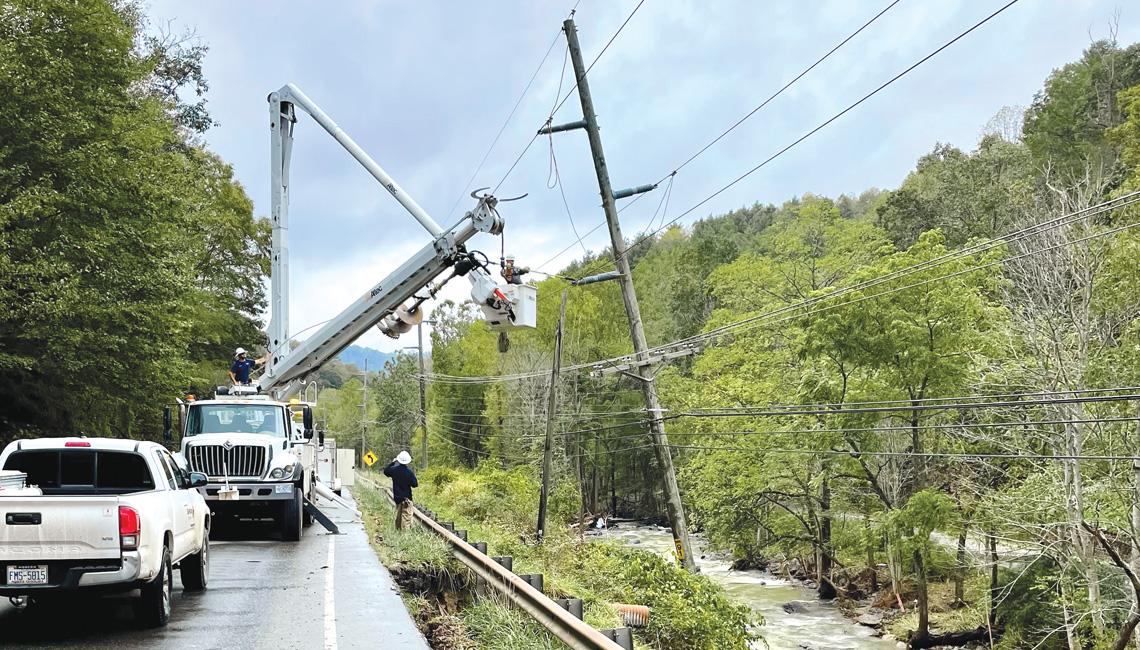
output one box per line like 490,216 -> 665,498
598,524 -> 896,650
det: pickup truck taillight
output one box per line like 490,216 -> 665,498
119,506 -> 140,550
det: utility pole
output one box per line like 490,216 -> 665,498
553,17 -> 697,571
360,358 -> 368,463
417,322 -> 428,469
537,289 -> 568,541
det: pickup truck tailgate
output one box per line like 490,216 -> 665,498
0,497 -> 121,561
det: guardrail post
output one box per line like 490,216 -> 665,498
600,628 -> 634,650
472,541 -> 488,554
492,556 -> 513,571
441,522 -> 455,532
556,597 -> 584,620
519,573 -> 544,592
455,529 -> 468,542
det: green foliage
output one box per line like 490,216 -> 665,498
355,478 -> 454,570
0,0 -> 267,437
460,600 -> 559,650
884,490 -> 956,558
1110,83 -> 1140,192
876,138 -> 1035,248
411,464 -> 756,650
1023,40 -> 1140,178
572,544 -> 758,650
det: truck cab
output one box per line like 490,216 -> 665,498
176,387 -> 315,541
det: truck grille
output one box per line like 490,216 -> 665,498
186,444 -> 268,479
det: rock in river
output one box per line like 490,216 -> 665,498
782,601 -> 810,614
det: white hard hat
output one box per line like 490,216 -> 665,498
396,451 -> 412,465
235,347 -> 247,356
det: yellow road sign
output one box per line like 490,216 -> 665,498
363,451 -> 379,467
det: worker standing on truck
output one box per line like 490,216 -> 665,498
228,347 -> 266,386
383,451 -> 418,530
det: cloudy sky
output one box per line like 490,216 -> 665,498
146,0 -> 1137,352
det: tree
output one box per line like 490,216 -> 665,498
876,138 -> 1036,249
0,0 -> 267,438
1023,39 -> 1140,182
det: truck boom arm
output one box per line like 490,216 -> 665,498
260,84 -> 525,400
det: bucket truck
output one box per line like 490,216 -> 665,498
173,84 -> 536,541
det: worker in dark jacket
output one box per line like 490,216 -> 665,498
383,451 -> 418,530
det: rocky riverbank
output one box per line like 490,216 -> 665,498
763,554 -> 995,650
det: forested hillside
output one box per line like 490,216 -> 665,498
337,38 -> 1140,648
7,1 -> 1140,646
0,0 -> 268,438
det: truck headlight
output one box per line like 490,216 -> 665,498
269,466 -> 295,480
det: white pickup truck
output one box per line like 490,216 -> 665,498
0,438 -> 210,627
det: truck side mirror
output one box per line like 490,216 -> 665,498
318,429 -> 325,446
303,405 -> 314,440
163,407 -> 173,442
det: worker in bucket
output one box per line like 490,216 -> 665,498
383,451 -> 419,530
228,347 -> 266,386
500,254 -> 530,285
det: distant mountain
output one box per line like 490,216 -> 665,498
337,345 -> 396,372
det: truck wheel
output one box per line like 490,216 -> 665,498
281,489 -> 302,542
181,532 -> 209,591
136,546 -> 172,627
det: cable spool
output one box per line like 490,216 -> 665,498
378,305 -> 424,339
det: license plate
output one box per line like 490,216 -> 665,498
274,484 -> 293,494
7,565 -> 48,586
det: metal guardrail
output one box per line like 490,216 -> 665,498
355,472 -> 627,650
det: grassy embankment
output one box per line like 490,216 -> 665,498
355,464 -> 758,650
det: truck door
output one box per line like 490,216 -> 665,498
153,450 -> 194,560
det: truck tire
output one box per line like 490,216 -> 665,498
136,546 -> 172,627
181,532 -> 209,591
281,488 -> 302,542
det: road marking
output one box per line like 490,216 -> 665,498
324,535 -> 337,650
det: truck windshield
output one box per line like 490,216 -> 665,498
186,404 -> 287,438
3,450 -> 156,495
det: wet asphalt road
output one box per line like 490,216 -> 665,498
0,490 -> 429,650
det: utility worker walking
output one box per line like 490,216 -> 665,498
228,347 -> 266,386
383,451 -> 418,530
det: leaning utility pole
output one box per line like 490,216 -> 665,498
417,321 -> 428,469
536,289 -> 568,541
552,17 -> 697,571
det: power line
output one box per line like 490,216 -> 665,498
678,393 -> 1140,418
667,445 -> 1140,463
493,1 -> 648,195
419,197 -> 1140,384
671,212 -> 1140,352
445,24 -> 568,222
681,385 -> 1140,413
597,416 -> 1140,444
532,0 -> 901,275
590,192 -> 1140,371
549,0 -> 649,118
614,0 -> 903,225
547,131 -> 591,256
554,0 -> 1021,280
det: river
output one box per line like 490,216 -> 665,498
597,523 -> 896,650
